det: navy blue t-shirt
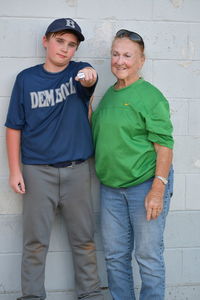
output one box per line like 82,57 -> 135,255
5,61 -> 96,164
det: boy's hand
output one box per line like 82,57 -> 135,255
75,67 -> 97,87
9,172 -> 26,194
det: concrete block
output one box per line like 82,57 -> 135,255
165,212 -> 200,248
0,215 -> 22,253
186,174 -> 200,210
0,290 -> 112,300
91,177 -> 101,213
141,22 -> 189,60
0,97 -> 9,137
0,19 -> 37,57
75,21 -> 114,59
77,0 -> 153,20
153,0 -> 200,22
173,136 -> 200,174
49,214 -> 71,252
0,253 -> 21,292
89,157 -> 101,212
0,58 -> 43,97
96,251 -> 110,287
189,23 -> 200,60
111,19 -> 190,60
132,257 -> 142,287
153,60 -> 200,99
0,137 -> 9,177
140,59 -> 153,83
45,251 -> 75,290
47,290 -> 112,300
47,290 -> 113,300
169,99 -> 189,136
165,249 -> 183,285
189,101 -> 200,136
0,0 -> 76,18
169,173 -> 186,211
166,286 -> 200,300
0,178 -> 23,214
46,293 -> 76,300
92,96 -> 102,111
182,248 -> 200,284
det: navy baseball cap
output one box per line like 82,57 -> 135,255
45,18 -> 85,41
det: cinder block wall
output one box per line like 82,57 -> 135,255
0,0 -> 200,299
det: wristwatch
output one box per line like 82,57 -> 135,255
155,175 -> 168,185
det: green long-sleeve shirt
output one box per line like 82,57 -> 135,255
92,78 -> 174,188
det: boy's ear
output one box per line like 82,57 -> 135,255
42,36 -> 48,48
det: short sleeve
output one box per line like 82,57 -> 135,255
146,99 -> 174,149
5,74 -> 25,130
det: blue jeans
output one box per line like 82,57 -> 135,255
100,169 -> 173,300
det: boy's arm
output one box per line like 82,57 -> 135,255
75,67 -> 97,87
6,128 -> 25,194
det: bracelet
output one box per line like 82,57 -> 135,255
155,175 -> 168,185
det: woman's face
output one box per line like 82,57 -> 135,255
111,37 -> 145,83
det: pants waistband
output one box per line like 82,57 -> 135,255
48,159 -> 85,168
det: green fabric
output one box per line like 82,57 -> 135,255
92,78 -> 174,188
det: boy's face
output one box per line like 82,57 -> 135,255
43,32 -> 79,71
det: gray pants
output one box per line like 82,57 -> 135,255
18,161 -> 103,300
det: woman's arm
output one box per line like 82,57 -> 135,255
6,128 -> 25,194
145,143 -> 173,221
88,95 -> 94,121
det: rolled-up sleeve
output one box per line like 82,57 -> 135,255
146,100 -> 174,149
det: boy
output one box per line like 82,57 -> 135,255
5,18 -> 103,300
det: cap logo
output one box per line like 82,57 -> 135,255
65,19 -> 76,28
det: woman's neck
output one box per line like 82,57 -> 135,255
115,75 -> 140,90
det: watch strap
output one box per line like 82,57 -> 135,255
155,175 -> 168,185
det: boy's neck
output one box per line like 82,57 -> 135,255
43,62 -> 69,73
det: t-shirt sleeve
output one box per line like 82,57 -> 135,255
145,98 -> 174,149
5,74 -> 25,130
75,62 -> 98,101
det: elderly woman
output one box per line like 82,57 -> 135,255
92,29 -> 174,300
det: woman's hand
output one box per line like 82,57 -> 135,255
145,186 -> 164,221
145,143 -> 173,221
